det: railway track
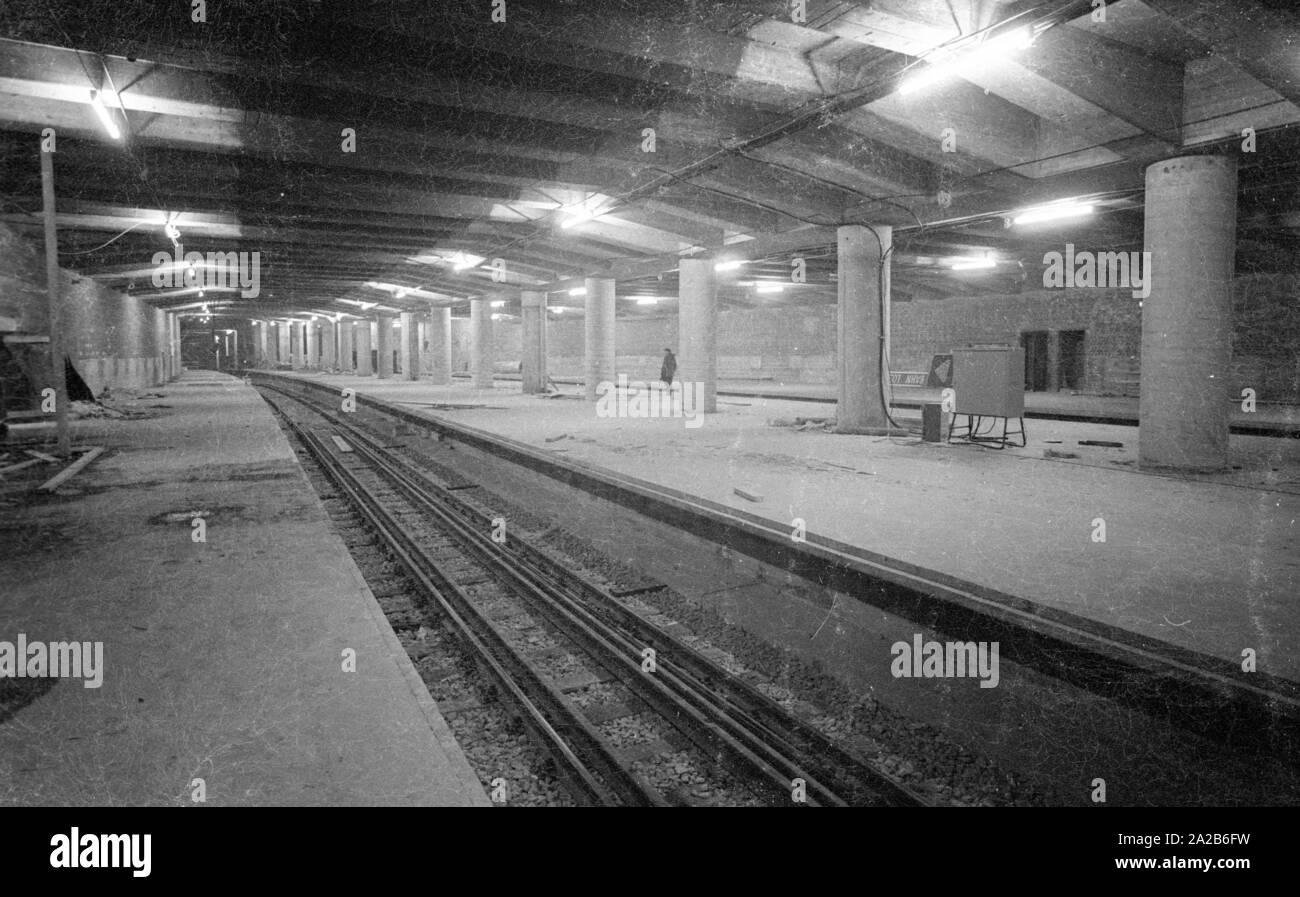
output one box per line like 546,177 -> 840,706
259,383 -> 930,808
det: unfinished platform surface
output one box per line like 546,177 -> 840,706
0,370 -> 489,807
285,372 -> 1300,683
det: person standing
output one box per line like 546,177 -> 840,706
659,348 -> 677,391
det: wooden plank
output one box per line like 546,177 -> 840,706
0,458 -> 42,475
330,435 -> 354,453
37,446 -> 104,492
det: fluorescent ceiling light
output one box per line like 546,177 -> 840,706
951,256 -> 997,271
900,27 -> 1035,96
450,251 -> 484,271
552,306 -> 566,314
755,283 -> 785,294
635,297 -> 658,305
1011,202 -> 1095,226
714,259 -> 746,272
88,89 -> 122,140
561,210 -> 598,229
569,287 -> 587,296
490,300 -> 505,308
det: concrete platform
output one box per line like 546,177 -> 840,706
0,370 -> 490,806
283,371 -> 1300,684
487,373 -> 1300,434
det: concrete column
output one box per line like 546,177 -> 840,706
470,299 -> 494,388
257,321 -> 270,369
320,319 -> 336,370
835,224 -> 900,434
375,314 -> 394,378
427,306 -> 452,385
339,319 -> 355,372
520,290 -> 547,393
677,259 -> 717,413
170,314 -> 180,377
1047,331 -> 1061,392
400,312 -> 420,381
354,320 -> 373,375
290,322 -> 304,369
277,321 -> 290,367
306,320 -> 319,368
583,277 -> 615,400
161,313 -> 173,380
1140,155 -> 1237,470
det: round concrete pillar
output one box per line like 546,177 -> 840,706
584,277 -> 615,400
400,312 -> 420,380
339,319 -> 355,372
289,321 -> 304,369
427,306 -> 452,385
320,319 -> 336,370
1140,155 -> 1237,470
677,258 -> 717,413
521,290 -> 547,394
375,315 -> 394,378
470,299 -> 494,388
836,224 -> 899,434
354,320 -> 373,375
305,320 -> 320,368
276,321 -> 290,367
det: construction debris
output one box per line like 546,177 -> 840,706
38,446 -> 105,492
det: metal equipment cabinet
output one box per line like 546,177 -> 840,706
949,346 -> 1026,447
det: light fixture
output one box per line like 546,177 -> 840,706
1011,201 -> 1095,226
88,89 -> 122,140
552,306 -> 566,314
490,300 -> 505,308
714,259 -> 746,272
635,297 -> 658,305
951,255 -> 997,271
569,287 -> 587,297
900,26 -> 1035,96
561,209 -> 598,229
395,289 -> 408,299
755,283 -> 785,294
449,251 -> 484,271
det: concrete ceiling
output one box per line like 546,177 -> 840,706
1,0 -> 1298,319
